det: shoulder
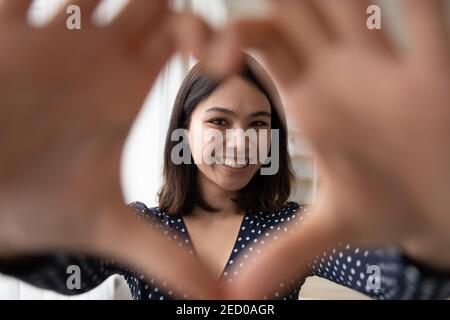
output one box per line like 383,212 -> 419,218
268,201 -> 309,219
251,202 -> 310,228
128,201 -> 183,227
128,201 -> 166,222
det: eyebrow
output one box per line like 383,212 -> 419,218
205,107 -> 271,118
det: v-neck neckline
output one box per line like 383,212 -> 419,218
179,209 -> 249,278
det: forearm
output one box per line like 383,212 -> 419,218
402,235 -> 450,273
310,244 -> 450,300
0,253 -> 124,296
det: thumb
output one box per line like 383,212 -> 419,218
90,207 -> 223,300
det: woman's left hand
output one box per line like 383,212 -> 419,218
208,0 -> 450,298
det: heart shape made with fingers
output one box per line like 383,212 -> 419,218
1,0 -> 450,301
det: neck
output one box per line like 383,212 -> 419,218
194,172 -> 241,217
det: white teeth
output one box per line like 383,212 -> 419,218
222,158 -> 249,169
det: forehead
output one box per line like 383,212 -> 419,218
195,76 -> 271,115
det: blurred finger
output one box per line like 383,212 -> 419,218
273,0 -> 331,61
108,0 -> 168,44
140,11 -> 214,67
282,79 -> 359,155
0,0 -> 32,18
223,204 -> 346,299
401,0 -> 450,67
167,12 -> 214,60
94,208 -> 222,299
206,19 -> 303,87
317,0 -> 392,50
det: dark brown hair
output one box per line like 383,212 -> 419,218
158,56 -> 295,216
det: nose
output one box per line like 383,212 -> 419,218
224,129 -> 248,160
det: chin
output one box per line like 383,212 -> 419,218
216,177 -> 252,192
216,180 -> 246,192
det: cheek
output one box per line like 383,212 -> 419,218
188,123 -> 206,163
188,126 -> 219,183
189,128 -> 220,165
255,130 -> 272,164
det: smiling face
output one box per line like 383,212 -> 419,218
187,76 -> 272,193
159,60 -> 294,216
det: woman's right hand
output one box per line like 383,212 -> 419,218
0,0 -> 220,299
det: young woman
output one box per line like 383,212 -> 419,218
1,56 -> 449,300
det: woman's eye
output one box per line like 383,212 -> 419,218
251,121 -> 269,127
209,119 -> 227,126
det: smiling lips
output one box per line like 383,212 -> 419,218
211,156 -> 252,169
223,158 -> 249,169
